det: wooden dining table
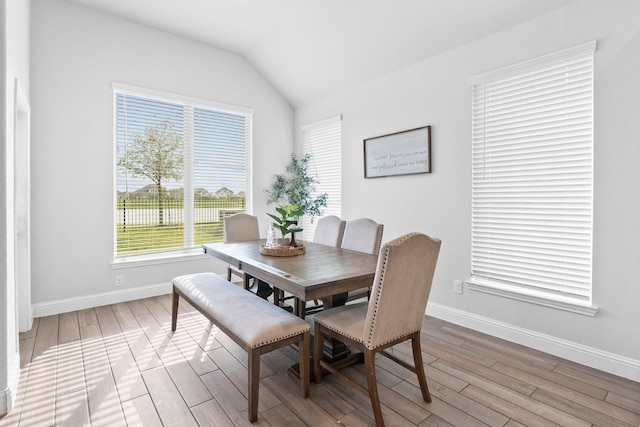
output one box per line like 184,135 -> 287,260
202,239 -> 378,361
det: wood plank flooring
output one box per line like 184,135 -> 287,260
2,294 -> 639,426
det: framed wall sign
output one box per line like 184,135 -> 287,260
363,125 -> 431,178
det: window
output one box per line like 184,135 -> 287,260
469,42 -> 596,315
302,115 -> 342,241
114,84 -> 252,259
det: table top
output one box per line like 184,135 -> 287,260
202,240 -> 378,302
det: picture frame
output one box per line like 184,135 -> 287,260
363,125 -> 431,178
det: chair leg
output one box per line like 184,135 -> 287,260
226,266 -> 232,281
171,286 -> 179,332
273,288 -> 283,306
248,349 -> 261,422
296,298 -> 306,319
363,349 -> 385,427
313,328 -> 324,384
411,332 -> 431,403
299,332 -> 310,397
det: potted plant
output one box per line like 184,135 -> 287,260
267,204 -> 305,247
265,153 -> 328,231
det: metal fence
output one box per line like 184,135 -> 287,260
117,198 -> 246,227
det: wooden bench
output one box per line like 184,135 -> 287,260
171,272 -> 310,423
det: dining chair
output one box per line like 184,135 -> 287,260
313,215 -> 346,247
223,213 -> 260,290
297,215 -> 347,314
340,217 -> 384,255
340,218 -> 384,302
312,232 -> 441,427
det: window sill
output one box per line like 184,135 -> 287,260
466,279 -> 598,317
112,248 -> 209,269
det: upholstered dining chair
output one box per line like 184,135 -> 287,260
223,213 -> 260,290
313,215 -> 346,247
340,218 -> 384,301
312,232 -> 441,427
297,215 -> 347,313
340,217 -> 384,255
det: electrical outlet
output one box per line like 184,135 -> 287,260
453,280 -> 463,294
115,275 -> 124,287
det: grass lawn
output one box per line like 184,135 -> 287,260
117,223 -> 224,256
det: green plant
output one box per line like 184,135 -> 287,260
267,204 -> 304,237
265,153 -> 327,221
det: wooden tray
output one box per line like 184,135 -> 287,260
260,244 -> 305,257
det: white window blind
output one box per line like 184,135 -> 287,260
114,85 -> 251,258
470,42 -> 595,309
302,115 -> 342,241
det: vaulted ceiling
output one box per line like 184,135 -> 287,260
65,0 -> 578,107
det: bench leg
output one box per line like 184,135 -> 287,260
248,348 -> 260,422
171,286 -> 179,332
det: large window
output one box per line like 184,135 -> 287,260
469,42 -> 596,315
302,115 -> 342,240
114,84 -> 252,258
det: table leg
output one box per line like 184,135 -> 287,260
288,292 -> 361,381
319,292 -> 351,361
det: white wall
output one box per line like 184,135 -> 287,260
30,0 -> 294,312
296,0 -> 640,380
1,0 -> 30,415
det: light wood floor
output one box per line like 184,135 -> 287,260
2,294 -> 639,427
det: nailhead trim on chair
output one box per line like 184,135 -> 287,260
316,318 -> 365,343
365,232 -> 419,350
375,224 -> 385,255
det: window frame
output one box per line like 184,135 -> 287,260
468,42 -> 598,316
112,83 -> 253,265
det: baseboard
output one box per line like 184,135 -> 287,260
0,353 -> 20,416
426,302 -> 640,382
32,282 -> 173,318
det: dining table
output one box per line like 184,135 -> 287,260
202,239 -> 378,362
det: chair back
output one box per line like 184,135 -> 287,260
340,218 -> 384,255
313,215 -> 346,247
223,213 -> 260,243
363,233 -> 441,350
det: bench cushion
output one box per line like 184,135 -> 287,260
173,273 -> 310,349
